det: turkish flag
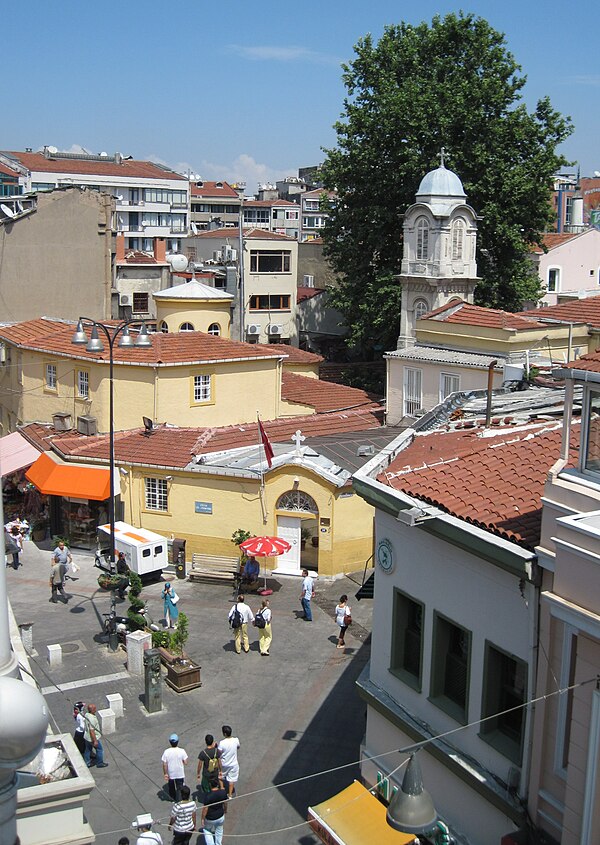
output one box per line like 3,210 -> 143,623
258,419 -> 274,467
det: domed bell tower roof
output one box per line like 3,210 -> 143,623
416,164 -> 466,202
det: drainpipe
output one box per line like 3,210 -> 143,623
485,360 -> 498,427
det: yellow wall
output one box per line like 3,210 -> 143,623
120,462 -> 374,577
156,299 -> 232,338
282,362 -> 319,379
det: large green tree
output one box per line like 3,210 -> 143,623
321,12 -> 572,356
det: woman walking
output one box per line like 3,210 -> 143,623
162,582 -> 180,629
334,595 -> 352,649
257,599 -> 272,656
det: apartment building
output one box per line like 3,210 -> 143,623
0,148 -> 189,255
189,180 -> 242,235
300,188 -> 335,241
243,198 -> 300,238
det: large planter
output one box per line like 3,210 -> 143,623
165,658 -> 202,693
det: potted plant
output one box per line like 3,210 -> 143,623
152,613 -> 201,693
231,528 -> 252,566
31,518 -> 48,542
97,573 -> 125,591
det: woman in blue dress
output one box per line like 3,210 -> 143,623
162,582 -> 180,629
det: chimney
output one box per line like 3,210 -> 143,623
154,238 -> 166,262
115,152 -> 122,165
116,235 -> 126,263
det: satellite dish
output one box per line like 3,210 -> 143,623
594,171 -> 600,178
100,151 -> 108,157
190,222 -> 198,235
0,204 -> 15,219
47,145 -> 58,154
166,254 -> 188,272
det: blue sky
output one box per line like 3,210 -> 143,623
4,1 -> 599,192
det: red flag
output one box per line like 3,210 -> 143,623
258,419 -> 274,467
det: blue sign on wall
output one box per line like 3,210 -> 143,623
195,501 -> 213,514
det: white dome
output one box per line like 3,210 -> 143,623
416,165 -> 466,200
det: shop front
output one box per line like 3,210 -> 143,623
0,432 -> 44,532
25,452 -> 112,550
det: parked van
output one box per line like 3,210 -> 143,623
96,521 -> 168,579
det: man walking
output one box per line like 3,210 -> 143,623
201,776 -> 228,845
161,733 -> 188,801
50,558 -> 69,603
300,569 -> 315,621
228,594 -> 254,654
217,725 -> 240,798
83,704 -> 108,768
197,733 -> 222,795
168,784 -> 196,845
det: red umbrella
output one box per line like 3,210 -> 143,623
239,535 -> 292,595
239,536 -> 292,557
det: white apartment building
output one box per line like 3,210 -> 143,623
300,188 -> 335,242
0,148 -> 189,255
243,199 -> 300,239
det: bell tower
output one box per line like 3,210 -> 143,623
397,155 -> 480,348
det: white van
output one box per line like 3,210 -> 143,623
96,521 -> 168,579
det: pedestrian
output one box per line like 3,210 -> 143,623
200,775 -> 228,845
83,703 -> 108,768
49,558 -> 69,603
168,784 -> 196,845
73,700 -> 86,755
4,527 -> 21,569
241,555 -> 260,587
228,594 -> 254,654
334,594 -> 352,649
116,551 -> 130,600
162,583 -> 179,629
51,538 -> 73,569
255,598 -> 272,656
196,734 -> 222,796
118,838 -> 130,845
300,568 -> 315,621
161,733 -> 188,801
134,818 -> 162,845
9,525 -> 23,568
217,725 -> 240,798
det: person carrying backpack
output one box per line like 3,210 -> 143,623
196,734 -> 222,795
254,598 -> 272,656
228,594 -> 254,654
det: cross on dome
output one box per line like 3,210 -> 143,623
438,147 -> 446,168
292,430 -> 305,457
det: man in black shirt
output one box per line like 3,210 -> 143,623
116,552 -> 130,600
201,776 -> 228,845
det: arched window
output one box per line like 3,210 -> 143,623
451,218 -> 465,260
179,322 -> 195,332
416,218 -> 429,260
160,321 -> 169,333
277,490 -> 318,514
208,323 -> 220,336
414,299 -> 429,320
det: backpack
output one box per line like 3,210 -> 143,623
254,610 -> 266,629
230,606 -> 242,629
207,750 -> 219,773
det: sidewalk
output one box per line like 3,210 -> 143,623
6,538 -> 373,843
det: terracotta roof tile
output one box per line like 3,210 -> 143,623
281,372 -> 380,412
117,250 -> 168,266
530,233 -> 578,254
0,318 -> 285,366
194,227 -> 295,241
244,199 -> 299,208
254,344 -> 322,364
0,162 -> 19,178
26,408 -> 384,468
378,424 -> 578,549
519,295 -> 600,327
423,301 -> 552,330
297,286 -> 325,303
190,181 -> 240,199
3,151 -> 186,181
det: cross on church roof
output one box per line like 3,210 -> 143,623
292,429 -> 305,457
438,147 -> 446,168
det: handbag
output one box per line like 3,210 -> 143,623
171,592 -> 180,605
345,609 -> 352,626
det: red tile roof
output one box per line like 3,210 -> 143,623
281,372 -> 380,412
3,151 -> 186,181
254,344 -> 322,364
244,199 -> 299,208
297,286 -> 325,303
0,319 -> 285,366
423,301 -> 552,330
117,250 -> 169,266
530,233 -> 578,254
194,227 -> 296,241
0,162 -> 19,178
562,348 -> 600,373
379,423 -> 577,549
519,295 -> 600,327
190,181 -> 240,199
23,408 -> 384,469
303,189 -> 336,200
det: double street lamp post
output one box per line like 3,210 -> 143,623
71,318 -> 152,626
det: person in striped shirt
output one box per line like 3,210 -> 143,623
168,785 -> 196,844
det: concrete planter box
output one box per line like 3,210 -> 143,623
17,734 -> 95,845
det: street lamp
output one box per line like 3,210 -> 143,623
386,753 -> 438,836
71,318 -> 152,626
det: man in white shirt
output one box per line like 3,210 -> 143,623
218,724 -> 240,797
228,594 -> 254,654
161,733 -> 188,801
301,569 -> 315,621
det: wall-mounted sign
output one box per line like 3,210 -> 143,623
376,538 -> 394,574
195,501 -> 213,514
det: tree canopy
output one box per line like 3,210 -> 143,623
321,12 -> 573,356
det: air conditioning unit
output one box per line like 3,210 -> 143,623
303,274 -> 315,287
212,250 -> 223,262
119,293 -> 132,306
268,324 -> 283,336
247,324 -> 261,336
222,245 -> 237,262
77,415 -> 98,437
53,412 -> 73,432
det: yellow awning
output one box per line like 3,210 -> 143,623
308,781 -> 417,845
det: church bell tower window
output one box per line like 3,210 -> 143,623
452,218 -> 465,260
416,218 -> 429,261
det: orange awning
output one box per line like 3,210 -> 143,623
26,452 -> 110,501
308,781 -> 417,845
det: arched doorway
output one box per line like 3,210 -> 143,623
275,490 -> 319,574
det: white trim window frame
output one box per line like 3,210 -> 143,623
77,370 -> 89,399
547,266 -> 561,293
45,363 -> 57,391
145,477 -> 168,511
193,373 -> 211,403
403,367 -> 423,416
440,372 -> 460,402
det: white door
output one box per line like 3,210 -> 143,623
275,516 -> 301,574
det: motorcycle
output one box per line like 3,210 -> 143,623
102,602 -> 160,647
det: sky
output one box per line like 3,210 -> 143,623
3,1 -> 599,193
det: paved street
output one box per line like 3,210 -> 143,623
7,539 -> 373,844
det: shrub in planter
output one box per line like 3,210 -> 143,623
97,573 -> 125,591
